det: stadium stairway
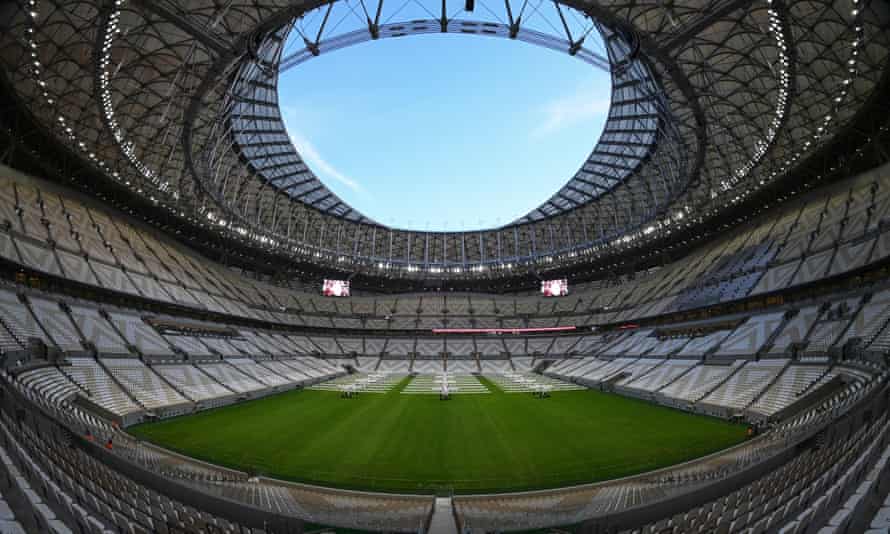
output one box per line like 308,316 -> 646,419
96,357 -> 147,412
759,310 -> 797,356
150,364 -> 196,402
428,497 -> 458,534
691,361 -> 747,403
651,359 -> 700,393
197,365 -> 237,394
745,360 -> 794,412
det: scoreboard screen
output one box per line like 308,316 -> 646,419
322,279 -> 350,297
541,279 -> 568,297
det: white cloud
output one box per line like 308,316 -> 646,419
288,130 -> 365,194
279,105 -> 365,195
533,81 -> 611,137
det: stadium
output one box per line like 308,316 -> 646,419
0,0 -> 888,532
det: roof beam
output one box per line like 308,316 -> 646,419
565,184 -> 596,199
294,184 -> 326,199
598,139 -> 651,148
584,159 -> 634,172
579,169 -> 621,184
236,128 -> 288,136
280,177 -> 317,192
661,0 -> 758,52
592,149 -> 644,160
130,0 -> 234,57
601,127 -> 651,136
238,139 -> 291,149
572,175 -> 610,192
230,113 -> 279,122
268,170 -> 313,185
254,160 -> 304,173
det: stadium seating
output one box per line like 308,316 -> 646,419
699,359 -> 789,412
0,288 -> 49,348
620,359 -> 699,394
102,358 -> 190,410
1,165 -> 890,340
712,312 -> 785,358
748,364 -> 835,417
224,358 -> 292,386
27,296 -> 83,352
677,330 -> 733,357
62,357 -> 142,415
0,166 -> 888,533
453,377 -> 888,531
611,359 -> 664,386
658,361 -> 745,404
17,366 -> 80,405
767,306 -> 822,356
196,362 -> 268,394
153,364 -> 234,401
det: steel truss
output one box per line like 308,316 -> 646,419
0,0 -> 886,279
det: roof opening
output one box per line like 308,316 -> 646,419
278,32 -> 611,231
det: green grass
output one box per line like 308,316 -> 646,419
129,377 -> 746,494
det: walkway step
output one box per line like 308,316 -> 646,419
428,497 -> 458,534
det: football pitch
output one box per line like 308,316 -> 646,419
130,377 -> 747,494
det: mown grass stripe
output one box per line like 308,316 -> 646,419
130,386 -> 746,494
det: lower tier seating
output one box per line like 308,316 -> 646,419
749,365 -> 836,417
102,358 -> 189,410
153,364 -> 234,401
658,361 -> 745,403
700,359 -> 789,411
62,358 -> 141,415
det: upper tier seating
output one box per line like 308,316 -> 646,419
1,164 -> 890,335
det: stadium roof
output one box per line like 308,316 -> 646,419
0,0 -> 888,282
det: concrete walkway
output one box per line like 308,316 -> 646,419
428,497 -> 458,534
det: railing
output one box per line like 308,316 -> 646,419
2,360 -> 887,533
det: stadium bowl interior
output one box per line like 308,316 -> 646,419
0,0 -> 889,533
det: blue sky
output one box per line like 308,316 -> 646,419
279,33 -> 611,231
